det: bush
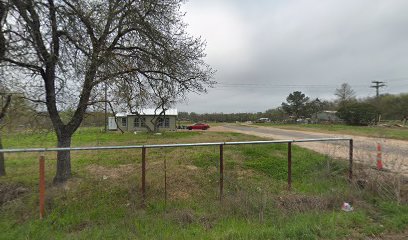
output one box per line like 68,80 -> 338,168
336,102 -> 378,126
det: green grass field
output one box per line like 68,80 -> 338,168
254,123 -> 408,140
1,128 -> 407,239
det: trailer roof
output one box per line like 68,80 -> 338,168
116,108 -> 178,117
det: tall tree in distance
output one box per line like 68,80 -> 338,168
1,0 -> 214,183
281,91 -> 310,119
335,83 -> 356,107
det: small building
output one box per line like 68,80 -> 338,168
312,111 -> 341,123
113,109 -> 178,131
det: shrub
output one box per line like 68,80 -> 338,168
336,102 -> 378,126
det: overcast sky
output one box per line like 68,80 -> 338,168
178,0 -> 408,113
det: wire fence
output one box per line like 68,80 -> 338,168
0,137 -> 353,219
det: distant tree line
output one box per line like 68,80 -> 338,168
180,88 -> 408,124
178,109 -> 288,123
5,86 -> 408,127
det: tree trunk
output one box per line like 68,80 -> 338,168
53,134 -> 72,183
0,134 -> 5,176
0,96 -> 11,177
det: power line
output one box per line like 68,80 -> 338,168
382,77 -> 408,82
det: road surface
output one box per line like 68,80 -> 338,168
217,124 -> 408,175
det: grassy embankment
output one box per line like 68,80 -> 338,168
0,128 -> 407,239
253,123 -> 408,140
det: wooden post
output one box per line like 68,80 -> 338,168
39,155 -> 45,219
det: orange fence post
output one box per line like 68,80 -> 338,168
376,143 -> 383,170
39,155 -> 45,219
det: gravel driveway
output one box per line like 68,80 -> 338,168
212,124 -> 408,175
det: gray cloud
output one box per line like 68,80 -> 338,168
179,0 -> 408,113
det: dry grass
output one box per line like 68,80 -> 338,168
276,193 -> 338,213
353,164 -> 408,204
0,182 -> 30,206
86,164 -> 135,180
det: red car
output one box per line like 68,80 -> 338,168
187,123 -> 210,130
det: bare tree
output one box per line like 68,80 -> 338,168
1,0 -> 214,183
335,83 -> 356,107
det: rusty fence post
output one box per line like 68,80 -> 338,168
288,142 -> 292,191
164,156 -> 167,207
141,147 -> 146,207
349,139 -> 353,182
219,144 -> 224,201
39,155 -> 45,219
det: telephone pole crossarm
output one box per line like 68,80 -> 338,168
370,81 -> 386,97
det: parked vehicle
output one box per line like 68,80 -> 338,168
255,118 -> 270,123
187,123 -> 210,130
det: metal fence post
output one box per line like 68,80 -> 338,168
219,144 -> 224,201
141,147 -> 146,207
39,155 -> 45,219
164,156 -> 167,207
288,142 -> 292,191
0,138 -> 354,212
349,139 -> 353,182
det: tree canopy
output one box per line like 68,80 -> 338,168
281,91 -> 310,119
0,0 -> 214,183
337,102 -> 378,126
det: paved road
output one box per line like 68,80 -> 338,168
222,125 -> 408,175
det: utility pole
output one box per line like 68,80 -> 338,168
370,81 -> 386,125
370,81 -> 386,98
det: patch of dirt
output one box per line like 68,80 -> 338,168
276,193 -> 339,212
185,165 -> 198,171
86,164 -> 135,180
199,215 -> 216,230
160,161 -> 209,201
378,230 -> 408,240
170,209 -> 195,227
236,169 -> 255,179
168,209 -> 216,229
207,125 -> 236,132
56,177 -> 83,191
167,168 -> 202,199
0,182 -> 29,206
169,191 -> 191,200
